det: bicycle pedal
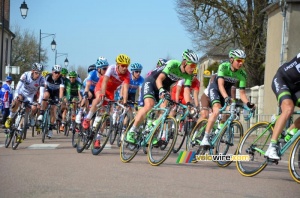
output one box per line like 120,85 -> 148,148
266,157 -> 280,165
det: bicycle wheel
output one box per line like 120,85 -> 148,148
11,130 -> 22,150
120,118 -> 140,163
42,114 -> 49,143
117,113 -> 131,147
76,126 -> 89,153
187,119 -> 207,153
109,122 -> 118,145
215,120 -> 243,167
172,121 -> 185,153
236,122 -> 271,177
5,129 -> 14,148
71,123 -> 79,148
91,115 -> 112,155
288,136 -> 300,183
148,116 -> 178,166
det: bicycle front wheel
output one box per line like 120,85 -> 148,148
186,119 -> 207,155
41,114 -> 49,143
288,136 -> 300,183
236,122 -> 271,177
91,115 -> 111,155
148,117 -> 178,166
5,130 -> 14,148
120,118 -> 139,163
172,121 -> 186,153
215,120 -> 243,167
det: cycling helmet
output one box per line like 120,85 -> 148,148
229,49 -> 246,59
97,56 -> 107,62
42,71 -> 50,77
182,49 -> 200,63
95,59 -> 109,69
193,67 -> 198,75
6,76 -> 13,81
52,64 -> 62,72
61,68 -> 68,76
116,54 -> 130,65
69,71 -> 77,77
156,58 -> 168,68
88,64 -> 96,73
130,63 -> 143,72
32,63 -> 44,72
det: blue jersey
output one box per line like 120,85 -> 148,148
83,70 -> 100,91
128,75 -> 144,94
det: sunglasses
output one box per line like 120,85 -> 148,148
119,64 -> 129,68
34,71 -> 41,75
102,67 -> 108,70
235,58 -> 245,63
54,71 -> 60,74
69,77 -> 76,79
134,70 -> 141,73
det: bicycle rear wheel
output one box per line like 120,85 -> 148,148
187,119 -> 207,153
120,118 -> 139,163
71,123 -> 79,148
172,121 -> 186,153
76,128 -> 89,153
42,114 -> 49,143
148,117 -> 178,166
236,122 -> 271,177
288,136 -> 300,183
215,120 -> 243,167
91,115 -> 111,155
109,122 -> 118,145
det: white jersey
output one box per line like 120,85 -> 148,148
17,71 -> 45,97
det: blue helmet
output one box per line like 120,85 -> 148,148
95,59 -> 109,69
130,63 -> 143,72
6,76 -> 13,81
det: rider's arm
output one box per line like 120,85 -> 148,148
217,78 -> 228,99
183,86 -> 191,104
175,84 -> 182,103
122,83 -> 129,104
193,89 -> 199,107
239,89 -> 250,104
119,84 -> 124,98
156,73 -> 167,90
38,86 -> 45,104
100,76 -> 109,96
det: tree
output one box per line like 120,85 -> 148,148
10,26 -> 48,80
176,0 -> 270,87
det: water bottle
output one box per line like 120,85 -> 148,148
112,108 -> 118,124
243,109 -> 250,120
93,115 -> 101,128
284,128 -> 298,142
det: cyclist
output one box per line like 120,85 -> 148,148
126,49 -> 200,144
60,71 -> 82,131
0,76 -> 13,127
200,49 -> 255,147
4,63 -> 45,133
37,65 -> 64,138
146,58 -> 168,77
75,57 -> 109,124
83,54 -> 131,149
265,52 -> 300,160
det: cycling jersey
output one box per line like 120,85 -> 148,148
272,52 -> 300,106
128,75 -> 144,94
171,78 -> 200,104
64,78 -> 81,101
208,62 -> 247,105
141,60 -> 193,102
15,71 -> 45,103
95,65 -> 130,101
44,74 -> 64,103
83,70 -> 100,92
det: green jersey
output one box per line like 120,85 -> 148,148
64,78 -> 81,100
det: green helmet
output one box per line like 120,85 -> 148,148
61,68 -> 68,76
69,71 -> 77,77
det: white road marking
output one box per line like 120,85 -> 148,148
27,144 -> 59,149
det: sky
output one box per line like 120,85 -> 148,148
10,0 -> 201,76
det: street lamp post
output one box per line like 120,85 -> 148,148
20,0 -> 29,19
55,50 -> 69,67
39,29 -> 56,63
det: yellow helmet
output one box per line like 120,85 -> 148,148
203,70 -> 211,76
193,67 -> 198,75
42,71 -> 50,77
116,54 -> 130,65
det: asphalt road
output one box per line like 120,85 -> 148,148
0,128 -> 299,198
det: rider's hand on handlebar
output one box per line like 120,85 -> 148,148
247,102 -> 255,110
225,97 -> 231,104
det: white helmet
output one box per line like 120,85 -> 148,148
182,49 -> 199,63
52,64 -> 62,72
229,49 -> 246,59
